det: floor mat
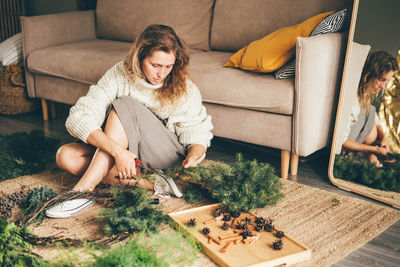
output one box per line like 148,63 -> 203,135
1,169 -> 399,266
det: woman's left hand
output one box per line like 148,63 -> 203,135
377,125 -> 391,153
380,136 -> 391,153
182,144 -> 206,168
182,155 -> 199,168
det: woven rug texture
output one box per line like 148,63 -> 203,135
1,169 -> 399,266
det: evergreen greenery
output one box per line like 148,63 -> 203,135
92,230 -> 199,267
0,131 -> 60,181
34,229 -> 200,267
182,184 -> 212,204
165,154 -> 283,212
21,186 -> 57,224
0,218 -> 45,267
93,238 -> 166,267
334,154 -> 400,191
98,187 -> 169,234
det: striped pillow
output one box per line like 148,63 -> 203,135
274,9 -> 347,79
0,33 -> 23,66
274,59 -> 295,79
310,9 -> 347,36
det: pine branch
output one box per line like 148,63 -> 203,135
166,154 -> 283,212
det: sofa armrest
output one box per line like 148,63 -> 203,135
21,10 -> 96,97
293,32 -> 347,156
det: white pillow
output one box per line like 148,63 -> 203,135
0,33 -> 23,66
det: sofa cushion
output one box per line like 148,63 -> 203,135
210,0 -> 352,52
275,9 -> 349,79
190,51 -> 294,115
96,0 -> 214,51
27,39 -> 131,85
223,11 -> 332,73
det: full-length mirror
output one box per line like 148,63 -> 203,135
329,0 -> 400,207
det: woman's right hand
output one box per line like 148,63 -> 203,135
375,146 -> 389,157
113,146 -> 138,179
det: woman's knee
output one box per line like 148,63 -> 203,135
364,124 -> 378,145
56,144 -> 74,170
113,96 -> 146,115
56,143 -> 92,174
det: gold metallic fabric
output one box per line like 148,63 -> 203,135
378,51 -> 400,153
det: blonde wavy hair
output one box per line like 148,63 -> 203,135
358,51 -> 398,110
123,24 -> 190,105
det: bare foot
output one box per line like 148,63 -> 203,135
136,179 -> 155,191
73,180 -> 97,192
383,156 -> 396,163
103,174 -> 154,191
368,153 -> 383,168
117,178 -> 138,187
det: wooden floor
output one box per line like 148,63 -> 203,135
0,102 -> 399,266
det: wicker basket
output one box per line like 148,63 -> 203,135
0,64 -> 39,115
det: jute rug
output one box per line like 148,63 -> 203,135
1,169 -> 399,266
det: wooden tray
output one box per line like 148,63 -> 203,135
168,203 -> 311,267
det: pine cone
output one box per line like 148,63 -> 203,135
230,210 -> 241,218
273,239 -> 283,250
255,224 -> 263,232
244,217 -> 252,224
214,208 -> 223,217
221,222 -> 230,230
202,227 -> 210,235
187,218 -> 196,227
264,224 -> 274,232
240,224 -> 249,230
275,230 -> 284,238
255,217 -> 266,226
222,214 -> 231,221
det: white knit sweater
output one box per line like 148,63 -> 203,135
66,61 -> 213,148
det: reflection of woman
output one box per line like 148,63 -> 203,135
343,51 -> 398,167
56,24 -> 213,192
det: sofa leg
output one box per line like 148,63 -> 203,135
50,101 -> 56,119
281,150 -> 290,179
290,153 -> 299,175
41,99 -> 49,121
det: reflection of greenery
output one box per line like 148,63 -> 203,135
334,154 -> 400,191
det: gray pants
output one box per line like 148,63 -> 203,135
348,105 -> 376,143
112,96 -> 185,169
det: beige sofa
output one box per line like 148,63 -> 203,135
21,0 -> 352,178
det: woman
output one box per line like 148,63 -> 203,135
342,51 -> 398,167
56,24 -> 213,194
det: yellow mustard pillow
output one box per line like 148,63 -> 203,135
223,11 -> 334,73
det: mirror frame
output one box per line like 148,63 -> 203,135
328,0 -> 399,208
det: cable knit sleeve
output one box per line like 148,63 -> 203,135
170,80 -> 213,148
65,62 -> 126,142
